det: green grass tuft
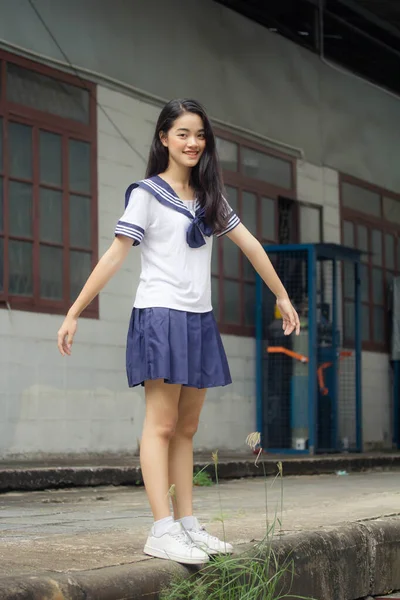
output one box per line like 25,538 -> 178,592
161,443 -> 315,600
193,466 -> 213,487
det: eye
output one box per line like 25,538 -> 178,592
198,133 -> 205,139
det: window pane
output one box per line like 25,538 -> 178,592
373,306 -> 385,344
261,197 -> 275,241
343,262 -> 355,299
40,188 -> 63,244
40,131 -> 62,186
211,239 -> 219,275
40,245 -> 63,300
344,300 -> 355,341
69,140 -> 91,193
385,234 -> 395,270
9,122 -> 32,179
300,205 -> 320,243
372,230 -> 382,266
216,137 -> 238,171
386,271 -> 394,295
244,283 -> 256,327
211,276 -> 219,318
70,250 -> 91,302
342,182 -> 381,216
241,147 -> 291,189
225,186 -> 238,214
9,240 -> 32,295
0,176 -> 3,232
360,264 -> 369,302
383,197 -> 400,224
357,224 -> 368,263
9,182 -> 32,237
242,191 -> 257,236
343,220 -> 354,247
362,305 -> 370,342
0,238 -> 3,292
243,256 -> 256,281
7,63 -> 89,124
398,241 -> 400,273
372,268 -> 383,304
0,117 -> 3,172
70,195 -> 91,248
223,280 -> 240,324
223,236 -> 239,278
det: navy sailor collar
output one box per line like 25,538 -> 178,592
125,175 -> 199,220
124,175 -> 213,248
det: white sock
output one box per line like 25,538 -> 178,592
179,515 -> 197,530
152,516 -> 174,537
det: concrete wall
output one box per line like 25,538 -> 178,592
1,0 -> 400,192
0,86 -> 256,458
0,0 -> 398,456
0,89 -> 151,458
362,352 -> 392,449
0,83 -> 391,456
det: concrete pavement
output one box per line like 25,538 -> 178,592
0,471 -> 400,598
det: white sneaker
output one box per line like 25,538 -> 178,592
143,522 -> 210,565
185,518 -> 233,555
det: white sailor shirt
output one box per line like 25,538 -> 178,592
115,175 -> 240,313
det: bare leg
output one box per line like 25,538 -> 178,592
168,386 -> 206,520
141,379 -> 181,522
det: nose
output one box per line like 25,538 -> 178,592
187,136 -> 199,148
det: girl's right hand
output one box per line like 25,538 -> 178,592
57,315 -> 78,356
277,296 -> 300,336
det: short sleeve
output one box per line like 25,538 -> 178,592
215,198 -> 241,238
114,186 -> 152,246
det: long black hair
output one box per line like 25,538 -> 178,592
145,99 -> 228,232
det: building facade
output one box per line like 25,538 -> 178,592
0,0 -> 399,458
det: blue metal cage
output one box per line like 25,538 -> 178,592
256,243 -> 363,455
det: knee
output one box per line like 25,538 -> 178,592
156,421 -> 177,441
176,418 -> 199,439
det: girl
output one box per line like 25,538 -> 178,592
57,99 -> 300,566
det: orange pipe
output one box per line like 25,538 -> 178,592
317,352 -> 353,395
267,346 -> 308,363
267,347 -> 353,396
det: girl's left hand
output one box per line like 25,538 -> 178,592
277,296 -> 301,336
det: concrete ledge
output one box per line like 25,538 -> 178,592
1,453 -> 400,492
282,519 -> 400,599
0,519 -> 399,600
0,465 -> 143,493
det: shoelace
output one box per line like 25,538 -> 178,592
191,526 -> 220,543
171,528 -> 198,548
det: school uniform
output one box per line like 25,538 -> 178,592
115,175 -> 240,389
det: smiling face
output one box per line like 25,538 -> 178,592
160,112 -> 206,169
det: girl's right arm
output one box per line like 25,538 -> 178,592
57,235 -> 132,356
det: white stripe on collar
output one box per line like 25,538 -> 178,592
144,178 -> 185,210
140,177 -> 203,219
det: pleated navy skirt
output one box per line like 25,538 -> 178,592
126,307 -> 232,389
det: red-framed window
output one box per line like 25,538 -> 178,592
213,131 -> 296,336
341,174 -> 400,351
0,50 -> 98,317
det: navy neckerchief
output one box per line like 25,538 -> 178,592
125,175 -> 213,248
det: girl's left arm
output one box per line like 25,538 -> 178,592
227,223 -> 300,336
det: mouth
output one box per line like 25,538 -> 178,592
184,151 -> 200,158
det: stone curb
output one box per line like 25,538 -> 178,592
0,519 -> 399,600
1,454 -> 400,492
